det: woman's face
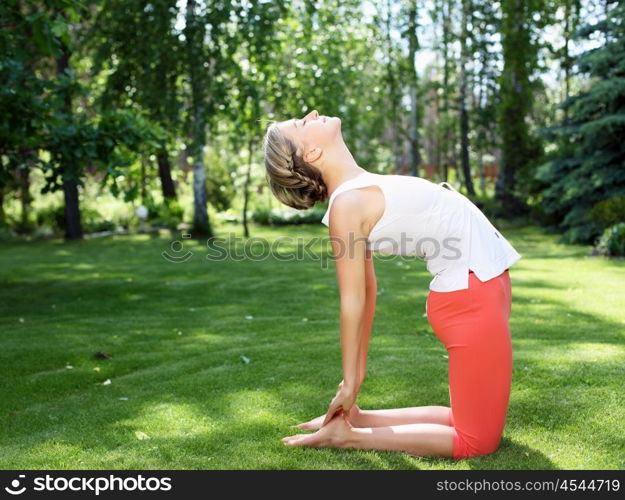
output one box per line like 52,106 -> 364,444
277,109 -> 341,161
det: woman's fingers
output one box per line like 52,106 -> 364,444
290,404 -> 361,430
321,403 -> 341,428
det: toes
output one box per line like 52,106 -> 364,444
281,433 -> 316,447
289,421 -> 321,430
282,434 -> 304,445
282,435 -> 300,446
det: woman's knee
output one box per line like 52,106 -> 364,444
453,432 -> 502,460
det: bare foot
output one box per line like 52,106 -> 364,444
282,411 -> 354,448
292,404 -> 361,430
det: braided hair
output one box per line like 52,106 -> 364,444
262,121 -> 328,210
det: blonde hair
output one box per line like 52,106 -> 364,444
262,121 -> 328,210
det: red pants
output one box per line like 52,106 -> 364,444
426,269 -> 513,460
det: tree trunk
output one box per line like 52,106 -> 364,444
56,34 -> 82,240
140,156 -> 147,204
185,0 -> 212,237
458,0 -> 475,195
190,130 -> 209,237
242,137 -> 253,238
472,53 -> 486,196
495,0 -> 531,215
407,0 -> 422,177
157,145 -> 177,200
441,0 -> 452,182
17,164 -> 31,228
384,0 -> 403,174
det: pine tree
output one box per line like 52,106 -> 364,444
535,0 -> 625,244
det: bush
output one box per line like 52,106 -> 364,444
594,222 -> 625,257
36,205 -> 118,234
35,204 -> 65,233
250,207 -> 273,225
146,198 -> 184,229
0,220 -> 18,241
215,212 -> 240,224
250,206 -> 326,226
588,197 -> 625,229
82,207 -> 117,233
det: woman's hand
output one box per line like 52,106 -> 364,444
292,403 -> 361,430
321,383 -> 358,428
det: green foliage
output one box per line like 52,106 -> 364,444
204,147 -> 235,212
0,2 -> 55,187
35,204 -> 116,234
82,208 -> 117,233
35,205 -> 65,233
251,206 -> 326,226
145,197 -> 184,230
533,1 -> 625,244
0,220 -> 17,241
588,197 -> 625,229
495,0 -> 549,214
95,110 -> 166,200
594,222 -> 625,257
0,0 -> 166,241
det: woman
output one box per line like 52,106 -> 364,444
262,109 -> 521,460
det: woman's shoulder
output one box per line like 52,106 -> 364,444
323,188 -> 371,228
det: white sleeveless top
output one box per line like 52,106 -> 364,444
321,172 -> 522,292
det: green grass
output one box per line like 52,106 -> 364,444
1,223 -> 624,470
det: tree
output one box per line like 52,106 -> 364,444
88,0 -> 185,203
458,0 -> 475,195
404,0 -> 424,178
0,0 -> 164,240
534,0 -> 625,244
495,0 -> 544,216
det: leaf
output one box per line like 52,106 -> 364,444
135,431 -> 150,440
51,15 -> 68,39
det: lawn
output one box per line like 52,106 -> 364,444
1,223 -> 624,470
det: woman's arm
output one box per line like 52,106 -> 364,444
359,248 -> 377,386
329,192 -> 369,393
338,249 -> 375,392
